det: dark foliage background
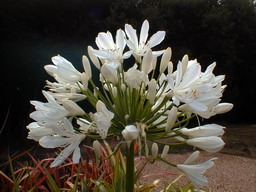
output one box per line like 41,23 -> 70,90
0,0 -> 256,154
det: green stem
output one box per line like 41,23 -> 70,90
126,142 -> 135,192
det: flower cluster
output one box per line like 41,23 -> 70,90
27,20 -> 233,189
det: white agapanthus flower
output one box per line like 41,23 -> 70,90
30,91 -> 70,126
167,56 -> 231,118
45,55 -> 83,83
39,118 -> 86,167
177,151 -> 216,189
125,20 -> 165,60
26,122 -> 54,141
124,64 -> 149,89
91,29 -> 132,68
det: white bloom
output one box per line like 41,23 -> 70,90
91,29 -> 131,68
44,55 -> 83,83
141,49 -> 153,74
39,118 -> 86,167
124,64 -> 149,89
30,91 -> 69,126
167,56 -> 227,117
26,122 -> 54,141
181,124 -> 225,138
94,100 -> 114,139
125,20 -> 165,60
186,136 -> 225,153
177,151 -> 216,187
122,125 -> 139,141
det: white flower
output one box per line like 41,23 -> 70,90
167,56 -> 227,117
26,122 -> 54,141
44,55 -> 83,83
39,118 -> 86,167
30,91 -> 85,127
122,125 -> 139,141
186,136 -> 225,153
124,64 -> 149,89
181,124 -> 225,138
177,151 -> 216,188
94,100 -> 114,139
125,20 -> 165,60
30,91 -> 69,126
91,29 -> 132,68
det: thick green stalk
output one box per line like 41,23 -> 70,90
126,142 -> 135,192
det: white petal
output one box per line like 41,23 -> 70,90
39,136 -> 71,148
88,46 -> 101,69
148,31 -> 165,48
125,24 -> 138,50
116,29 -> 126,52
82,55 -> 92,79
72,146 -> 81,163
139,20 -> 149,44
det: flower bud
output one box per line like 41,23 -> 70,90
147,79 -> 157,104
122,125 -> 139,141
215,103 -> 234,114
142,49 -> 152,74
93,140 -> 102,158
166,106 -> 177,131
160,47 -> 172,74
62,100 -> 85,116
151,142 -> 159,158
161,145 -> 169,158
186,136 -> 225,153
82,55 -> 92,79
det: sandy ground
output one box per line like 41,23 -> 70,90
140,152 -> 256,192
140,124 -> 256,192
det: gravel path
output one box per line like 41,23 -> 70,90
140,152 -> 256,192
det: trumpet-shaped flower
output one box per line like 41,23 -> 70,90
177,151 -> 216,188
124,64 -> 149,89
44,55 -> 83,83
91,29 -> 132,68
125,20 -> 165,60
26,122 -> 54,141
39,118 -> 86,167
30,91 -> 70,126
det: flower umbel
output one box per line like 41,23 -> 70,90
27,20 -> 233,191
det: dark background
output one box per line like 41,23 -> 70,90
1,0 -> 256,154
